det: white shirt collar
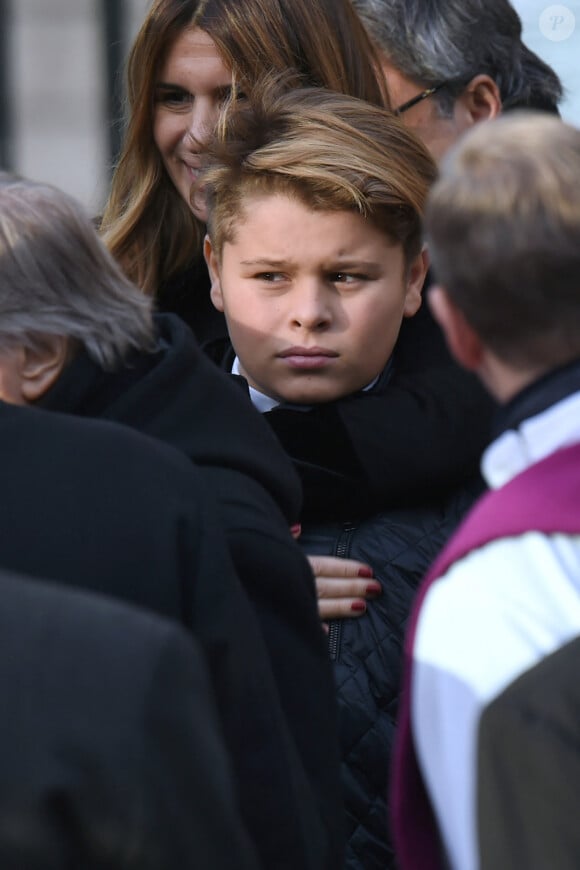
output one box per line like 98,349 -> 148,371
231,356 -> 280,412
231,355 -> 380,413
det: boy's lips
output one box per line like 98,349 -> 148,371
278,346 -> 339,369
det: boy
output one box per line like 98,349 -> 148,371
392,113 -> 580,870
202,85 -> 480,868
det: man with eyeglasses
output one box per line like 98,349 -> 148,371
353,0 -> 562,161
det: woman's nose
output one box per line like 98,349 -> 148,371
184,99 -> 218,149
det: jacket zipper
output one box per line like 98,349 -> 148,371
328,522 -> 356,662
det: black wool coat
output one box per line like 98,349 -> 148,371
0,567 -> 259,870
37,315 -> 344,870
0,401 -> 337,870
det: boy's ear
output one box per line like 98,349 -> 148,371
457,74 -> 502,125
203,234 -> 225,312
20,335 -> 70,402
428,285 -> 484,371
403,247 -> 429,318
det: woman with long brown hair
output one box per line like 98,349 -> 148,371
100,0 -> 386,335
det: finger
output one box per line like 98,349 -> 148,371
316,578 -> 382,600
307,554 -> 374,579
319,598 -> 368,620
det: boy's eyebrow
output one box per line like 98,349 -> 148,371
240,258 -> 292,267
328,259 -> 381,270
239,258 -> 382,269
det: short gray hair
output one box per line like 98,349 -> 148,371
425,112 -> 580,368
353,0 -> 563,116
0,173 -> 154,369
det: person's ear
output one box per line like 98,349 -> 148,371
402,247 -> 429,318
457,74 -> 502,124
428,285 -> 484,371
203,234 -> 224,312
20,335 -> 70,402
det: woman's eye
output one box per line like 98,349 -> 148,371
155,87 -> 192,108
217,86 -> 235,103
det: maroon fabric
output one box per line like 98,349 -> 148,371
391,442 -> 580,869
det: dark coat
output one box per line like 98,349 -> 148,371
37,314 -> 344,869
478,636 -> 580,870
300,485 -> 480,869
0,567 -> 258,870
0,401 -> 338,870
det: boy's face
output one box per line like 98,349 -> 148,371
205,193 -> 425,404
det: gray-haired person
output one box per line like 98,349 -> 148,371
353,0 -> 563,160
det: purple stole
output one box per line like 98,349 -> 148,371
391,442 -> 580,869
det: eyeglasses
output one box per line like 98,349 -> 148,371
394,82 -> 447,116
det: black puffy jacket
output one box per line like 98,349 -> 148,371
300,483 -> 481,869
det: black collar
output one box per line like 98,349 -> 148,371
493,357 -> 580,438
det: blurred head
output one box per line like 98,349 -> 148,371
425,113 -> 580,395
353,0 -> 563,161
203,84 -> 436,404
101,0 -> 386,296
0,174 -> 153,405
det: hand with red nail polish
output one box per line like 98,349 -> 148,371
306,554 -> 380,620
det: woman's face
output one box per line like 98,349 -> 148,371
153,28 -> 232,221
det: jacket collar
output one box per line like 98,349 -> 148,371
482,358 -> 580,490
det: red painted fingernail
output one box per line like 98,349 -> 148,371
290,523 -> 301,539
365,583 -> 382,596
357,567 -> 373,578
351,601 -> 366,613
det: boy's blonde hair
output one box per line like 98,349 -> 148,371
426,112 -> 580,369
203,83 -> 437,268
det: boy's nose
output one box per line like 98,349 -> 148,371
291,282 -> 332,330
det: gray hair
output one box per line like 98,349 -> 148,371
425,112 -> 580,368
353,0 -> 563,117
0,173 -> 154,369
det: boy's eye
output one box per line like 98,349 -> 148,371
329,272 -> 366,284
256,272 -> 286,282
